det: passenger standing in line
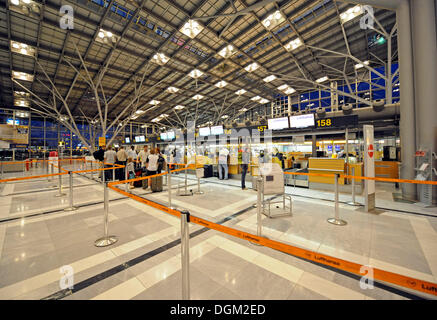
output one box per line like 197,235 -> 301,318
218,147 -> 229,180
240,146 -> 250,190
126,157 -> 135,189
137,145 -> 149,170
116,146 -> 127,180
156,147 -> 166,174
127,145 -> 137,167
145,148 -> 159,189
103,146 -> 117,181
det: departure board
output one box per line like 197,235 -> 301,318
315,115 -> 358,128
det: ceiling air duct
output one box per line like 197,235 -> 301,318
342,104 -> 354,115
373,99 -> 385,112
316,107 -> 326,118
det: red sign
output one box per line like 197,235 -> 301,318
415,151 -> 425,157
368,144 -> 374,158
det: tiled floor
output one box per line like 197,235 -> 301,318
0,170 -> 436,300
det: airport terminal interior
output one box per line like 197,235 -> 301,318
0,0 -> 436,301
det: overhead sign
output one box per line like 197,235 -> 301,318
316,115 -> 358,129
99,137 -> 106,146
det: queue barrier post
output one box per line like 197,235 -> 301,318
95,182 -> 118,247
1,161 -> 3,180
125,163 -> 129,193
168,164 -> 175,209
194,167 -> 204,195
347,167 -> 360,206
112,168 -> 115,182
64,171 -> 78,211
55,160 -> 66,197
178,165 -> 193,196
250,177 -> 264,246
327,173 -> 347,226
180,210 -> 190,300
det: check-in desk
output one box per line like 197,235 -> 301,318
308,158 -> 363,193
375,161 -> 399,179
308,158 -> 346,185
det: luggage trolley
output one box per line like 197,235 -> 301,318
259,163 -> 292,218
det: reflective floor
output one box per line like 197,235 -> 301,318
0,170 -> 436,300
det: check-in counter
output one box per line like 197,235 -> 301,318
375,161 -> 399,179
308,158 -> 346,185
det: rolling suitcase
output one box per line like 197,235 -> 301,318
151,175 -> 163,192
142,171 -> 148,189
203,165 -> 213,178
133,169 -> 143,188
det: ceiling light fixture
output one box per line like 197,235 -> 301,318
192,94 -> 204,100
277,84 -> 296,95
235,89 -> 247,95
262,10 -> 285,30
149,100 -> 161,105
259,98 -> 269,104
251,96 -> 261,102
189,69 -> 204,79
180,20 -> 204,39
174,105 -> 185,110
215,80 -> 228,88
95,28 -> 117,45
151,53 -> 170,65
10,40 -> 36,57
12,71 -> 34,82
245,62 -> 259,72
340,5 -> 364,24
316,76 -> 329,83
284,38 -> 302,52
263,75 -> 277,83
354,60 -> 370,69
218,45 -> 236,59
167,86 -> 179,93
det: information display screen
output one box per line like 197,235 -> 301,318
289,114 -> 315,128
268,117 -> 289,130
210,125 -> 224,135
125,137 -> 130,144
199,127 -> 211,136
315,115 -> 358,128
138,136 -> 145,142
7,119 -> 19,125
160,132 -> 168,140
166,131 -> 175,140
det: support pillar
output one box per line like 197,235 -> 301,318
411,0 -> 437,204
397,0 -> 417,201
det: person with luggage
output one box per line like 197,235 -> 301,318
126,157 -> 135,189
240,146 -> 250,190
93,146 -> 105,181
156,147 -> 166,174
103,146 -> 117,181
145,148 -> 159,190
116,146 -> 127,180
218,147 -> 229,180
138,145 -> 149,170
127,146 -> 137,165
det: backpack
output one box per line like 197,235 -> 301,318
93,149 -> 104,161
157,154 -> 165,172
